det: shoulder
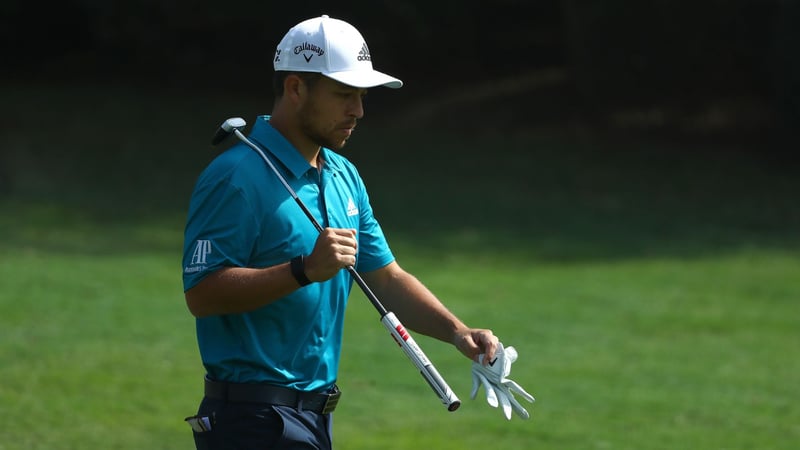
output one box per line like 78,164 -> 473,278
323,149 -> 364,182
322,149 -> 355,170
197,144 -> 263,187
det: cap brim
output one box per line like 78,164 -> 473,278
324,70 -> 403,89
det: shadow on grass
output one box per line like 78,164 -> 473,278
2,83 -> 798,260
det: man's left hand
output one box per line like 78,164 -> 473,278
453,328 -> 498,363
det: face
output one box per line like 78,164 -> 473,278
296,76 -> 366,151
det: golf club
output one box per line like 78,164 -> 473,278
212,117 -> 461,412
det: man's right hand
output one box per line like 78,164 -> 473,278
304,228 -> 358,281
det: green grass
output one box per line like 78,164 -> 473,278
337,251 -> 800,450
3,219 -> 798,449
1,83 -> 799,449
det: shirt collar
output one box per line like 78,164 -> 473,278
248,115 -> 344,179
248,115 -> 312,180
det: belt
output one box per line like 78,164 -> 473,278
204,377 -> 341,414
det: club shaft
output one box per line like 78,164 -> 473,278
230,128 -> 460,411
382,312 -> 461,411
233,130 -> 387,315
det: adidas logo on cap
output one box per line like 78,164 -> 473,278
357,43 -> 371,62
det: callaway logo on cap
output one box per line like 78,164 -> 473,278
273,15 -> 403,89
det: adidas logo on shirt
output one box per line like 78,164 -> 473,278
357,43 -> 371,61
347,198 -> 359,216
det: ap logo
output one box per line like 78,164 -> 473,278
191,240 -> 212,265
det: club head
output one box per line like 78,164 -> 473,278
211,117 -> 247,145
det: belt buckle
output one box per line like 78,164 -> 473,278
320,389 -> 341,414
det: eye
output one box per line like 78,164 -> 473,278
337,91 -> 366,103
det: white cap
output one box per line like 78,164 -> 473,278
273,15 -> 403,89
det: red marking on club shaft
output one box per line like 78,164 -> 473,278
395,324 -> 409,341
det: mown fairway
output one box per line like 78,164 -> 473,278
1,85 -> 798,449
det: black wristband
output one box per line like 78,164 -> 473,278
290,255 -> 313,287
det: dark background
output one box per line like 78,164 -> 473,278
1,0 -> 799,240
3,0 -> 798,140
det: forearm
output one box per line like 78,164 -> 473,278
185,264 -> 300,317
371,268 -> 467,345
363,262 -> 498,362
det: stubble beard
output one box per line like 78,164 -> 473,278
298,103 -> 349,151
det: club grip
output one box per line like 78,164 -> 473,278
211,127 -> 230,145
381,312 -> 461,411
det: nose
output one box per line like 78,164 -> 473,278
349,94 -> 364,119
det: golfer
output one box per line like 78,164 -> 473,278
182,15 -> 529,450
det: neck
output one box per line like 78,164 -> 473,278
268,114 -> 321,167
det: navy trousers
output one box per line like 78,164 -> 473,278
191,396 -> 333,450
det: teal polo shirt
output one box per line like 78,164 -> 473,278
182,115 -> 394,391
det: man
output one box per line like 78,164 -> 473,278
182,15 -> 532,450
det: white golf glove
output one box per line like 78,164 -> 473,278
470,342 -> 535,420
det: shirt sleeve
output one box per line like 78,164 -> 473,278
182,174 -> 259,291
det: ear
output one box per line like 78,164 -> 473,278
283,74 -> 307,106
